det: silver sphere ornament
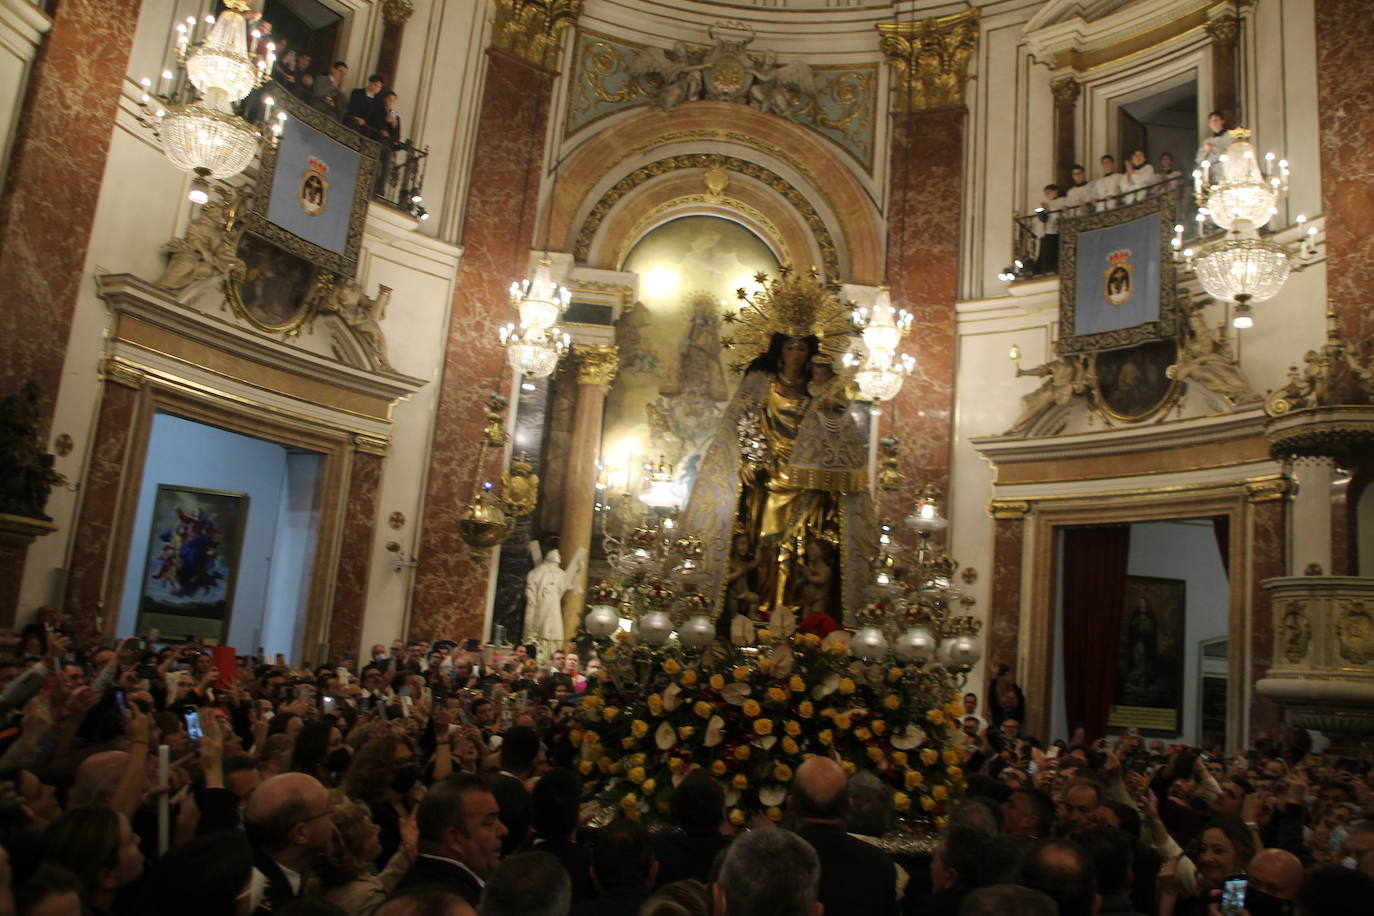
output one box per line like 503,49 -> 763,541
851,625 -> 888,659
895,626 -> 937,664
945,634 -> 983,669
584,605 -> 621,638
637,610 -> 674,646
679,614 -> 714,650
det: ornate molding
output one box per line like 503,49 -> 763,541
353,434 -> 390,456
877,8 -> 979,112
988,499 -> 1031,520
381,0 -> 415,26
1204,14 -> 1239,44
1050,76 -> 1080,108
1265,406 -> 1374,462
1277,599 -> 1311,663
491,0 -> 582,68
1244,476 -> 1290,503
1338,600 -> 1374,665
575,344 -> 619,388
574,154 -> 840,279
616,193 -> 792,271
100,357 -> 148,390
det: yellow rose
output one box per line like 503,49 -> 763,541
630,753 -> 646,767
926,708 -> 944,725
946,766 -> 963,781
819,729 -> 833,746
838,678 -> 855,695
733,773 -> 748,789
753,718 -> 773,736
668,757 -> 684,771
742,699 -> 761,717
841,761 -> 856,776
828,641 -> 848,655
945,701 -> 964,719
734,745 -> 751,760
621,792 -> 638,809
932,784 -> 948,801
757,658 -> 772,674
641,778 -> 657,794
729,809 -> 745,827
774,764 -> 793,782
678,726 -> 695,740
804,633 -> 822,648
867,746 -> 885,763
892,751 -> 908,767
884,694 -> 901,710
733,666 -> 750,682
767,806 -> 783,822
757,629 -> 771,641
905,769 -> 924,789
694,701 -> 712,718
889,667 -> 905,682
789,676 -> 805,692
710,674 -> 726,690
663,658 -> 681,675
871,720 -> 887,735
631,719 -> 649,738
682,669 -> 698,686
610,760 -> 623,774
854,726 -> 872,741
581,695 -> 602,709
711,760 -> 727,776
833,713 -> 851,731
921,796 -> 937,812
782,737 -> 799,755
798,701 -> 814,718
598,757 -> 614,773
628,766 -> 645,784
820,707 -> 836,719
604,707 -> 621,721
621,737 -> 635,750
579,759 -> 594,774
647,694 -> 663,716
935,815 -> 948,831
920,748 -> 940,766
569,729 -> 584,747
942,749 -> 960,766
767,686 -> 787,703
785,720 -> 801,737
894,791 -> 912,812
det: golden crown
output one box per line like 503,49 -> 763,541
719,266 -> 856,372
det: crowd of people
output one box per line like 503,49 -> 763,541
2,611 -> 1372,916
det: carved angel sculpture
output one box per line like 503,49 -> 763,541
631,41 -> 706,111
317,278 -> 393,371
154,193 -> 246,294
748,51 -> 815,119
1166,307 -> 1261,408
1004,355 -> 1093,436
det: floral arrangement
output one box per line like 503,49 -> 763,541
571,630 -> 968,831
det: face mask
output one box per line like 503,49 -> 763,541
326,748 -> 352,773
1342,856 -> 1358,870
391,764 -> 419,794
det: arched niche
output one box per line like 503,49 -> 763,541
548,101 -> 885,283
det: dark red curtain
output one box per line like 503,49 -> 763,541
1061,525 -> 1132,741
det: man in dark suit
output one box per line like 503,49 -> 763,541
481,850 -> 571,916
392,773 -> 507,908
791,756 -> 898,916
347,73 -> 385,134
244,772 -> 334,915
570,817 -> 656,916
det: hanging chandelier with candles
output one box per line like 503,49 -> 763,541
845,287 -> 917,402
500,256 -> 573,378
136,0 -> 285,203
1174,129 -> 1317,328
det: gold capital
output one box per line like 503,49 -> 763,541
1050,76 -> 1080,108
575,344 -> 619,388
492,0 -> 582,68
1244,477 -> 1291,503
877,8 -> 979,112
987,499 -> 1031,520
382,0 -> 415,26
1205,15 -> 1239,44
353,434 -> 390,456
100,357 -> 147,390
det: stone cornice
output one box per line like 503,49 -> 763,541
1023,0 -> 1216,70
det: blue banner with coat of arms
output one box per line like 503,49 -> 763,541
1057,193 -> 1180,354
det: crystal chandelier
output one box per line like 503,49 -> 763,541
499,257 -> 573,378
1175,130 -> 1316,328
137,0 -> 284,202
846,287 -> 916,401
499,322 -> 571,379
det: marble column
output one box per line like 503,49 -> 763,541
330,449 -> 383,660
876,10 -> 978,521
1206,13 -> 1240,125
1314,0 -> 1374,351
0,0 -> 144,435
375,0 -> 414,86
559,345 -> 617,640
987,502 -> 1029,675
410,0 -> 579,643
1247,482 -> 1288,738
1050,77 -> 1080,192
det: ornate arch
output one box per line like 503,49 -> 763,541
548,101 -> 885,283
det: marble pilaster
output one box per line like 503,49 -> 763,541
1206,14 -> 1240,125
1315,0 -> 1374,350
410,46 -> 566,643
330,451 -> 382,660
559,345 -> 617,640
0,0 -> 143,434
1249,495 -> 1286,737
988,505 -> 1029,674
1051,77 -> 1080,192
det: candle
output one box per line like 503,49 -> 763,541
1201,159 -> 1210,184
139,77 -> 151,104
1009,344 -> 1021,361
1193,169 -> 1202,194
159,69 -> 172,96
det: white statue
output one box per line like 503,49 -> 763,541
524,543 -> 585,660
316,278 -> 393,371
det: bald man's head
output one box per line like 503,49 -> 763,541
376,889 -> 477,916
245,772 -> 330,855
1248,849 -> 1303,901
72,750 -> 133,807
791,757 -> 849,822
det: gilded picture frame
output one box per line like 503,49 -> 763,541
225,231 -> 323,335
1091,338 -> 1182,423
1109,574 -> 1187,736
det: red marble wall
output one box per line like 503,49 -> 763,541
330,452 -> 381,660
64,382 -> 140,633
987,516 -> 1024,674
1249,499 -> 1285,737
1315,0 -> 1374,349
0,0 -> 143,432
879,107 -> 962,524
410,49 -> 554,642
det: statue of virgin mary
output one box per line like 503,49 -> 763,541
678,268 -> 877,629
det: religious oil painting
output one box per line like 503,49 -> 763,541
228,232 -> 318,333
1109,575 -> 1186,735
1093,339 -> 1179,421
603,215 -> 780,509
136,485 -> 248,644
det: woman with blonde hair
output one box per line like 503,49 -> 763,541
313,791 -> 418,915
